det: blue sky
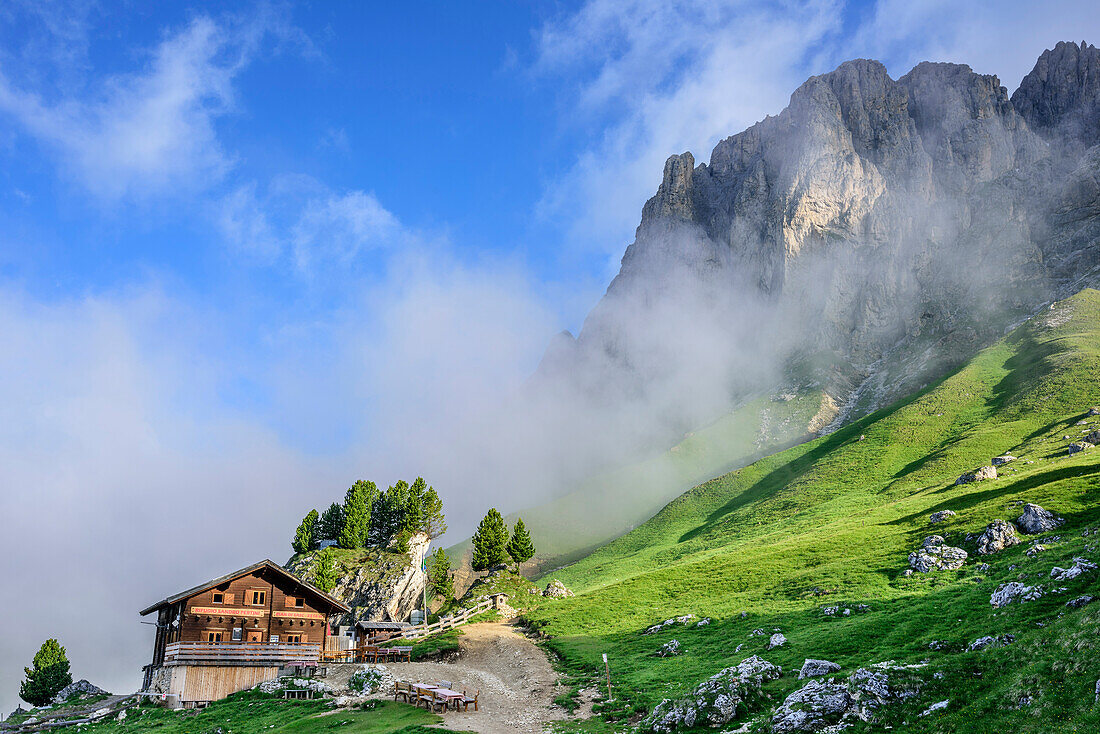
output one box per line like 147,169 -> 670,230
1,0 -> 1098,710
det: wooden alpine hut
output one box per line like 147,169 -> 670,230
139,559 -> 349,706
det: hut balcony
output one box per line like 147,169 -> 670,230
162,641 -> 321,666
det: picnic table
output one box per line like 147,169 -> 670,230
411,684 -> 464,710
362,645 -> 413,663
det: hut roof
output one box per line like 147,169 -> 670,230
139,559 -> 350,616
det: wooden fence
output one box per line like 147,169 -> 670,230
397,597 -> 496,641
163,641 -> 320,665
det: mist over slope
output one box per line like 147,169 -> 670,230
467,41 -> 1100,571
535,40 -> 1100,451
528,288 -> 1100,731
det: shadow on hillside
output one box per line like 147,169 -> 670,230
676,427 -> 857,544
887,462 -> 1100,526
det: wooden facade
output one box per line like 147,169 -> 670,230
140,559 -> 350,704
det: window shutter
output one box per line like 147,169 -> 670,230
225,593 -> 234,604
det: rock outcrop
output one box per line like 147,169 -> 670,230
956,466 -> 997,485
285,533 -> 431,626
976,520 -> 1021,555
543,580 -> 575,598
909,536 -> 968,572
1050,557 -> 1097,581
800,659 -> 842,679
1017,504 -> 1064,534
991,582 -> 1044,607
929,510 -> 957,524
772,664 -> 921,732
52,680 -> 109,705
640,656 -> 781,732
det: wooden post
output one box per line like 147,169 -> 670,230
603,653 -> 611,702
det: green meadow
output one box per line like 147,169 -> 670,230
527,289 -> 1100,732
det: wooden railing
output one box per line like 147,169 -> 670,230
163,641 -> 320,665
397,597 -> 495,641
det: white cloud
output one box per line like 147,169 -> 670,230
292,190 -> 404,270
849,0 -> 1100,88
0,285 -> 347,709
218,176 -> 407,273
0,251 -> 568,709
532,0 -> 1100,272
0,9 -> 306,200
534,0 -> 844,269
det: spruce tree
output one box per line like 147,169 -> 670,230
471,508 -> 509,571
19,639 -> 72,706
338,480 -> 376,549
292,509 -> 319,554
403,477 -> 426,536
370,481 -> 408,548
318,502 -> 344,543
427,547 -> 453,600
506,517 -> 535,571
313,547 -> 338,593
421,485 -> 447,538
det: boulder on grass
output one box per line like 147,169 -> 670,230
929,510 -> 957,524
956,466 -> 997,485
991,455 -> 1016,466
639,656 -> 781,732
909,536 -> 968,572
657,639 -> 682,657
799,659 -> 842,679
1016,503 -> 1064,534
52,680 -> 109,705
543,580 -> 574,598
976,519 -> 1021,555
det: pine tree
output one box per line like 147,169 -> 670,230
370,480 -> 408,548
421,485 -> 447,538
506,517 -> 535,571
471,508 -> 509,571
403,477 -> 426,536
427,547 -> 453,600
338,480 -> 376,549
313,547 -> 338,593
292,509 -> 319,554
19,639 -> 72,706
318,503 -> 345,543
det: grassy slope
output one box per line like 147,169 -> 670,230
528,289 -> 1100,732
80,695 -> 468,734
448,391 -> 829,573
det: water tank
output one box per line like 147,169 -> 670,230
409,610 -> 425,625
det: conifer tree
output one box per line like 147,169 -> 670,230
421,485 -> 447,539
403,477 -> 426,536
313,547 -> 338,593
318,502 -> 344,543
292,509 -> 319,554
427,547 -> 453,600
370,480 -> 408,548
471,508 -> 509,571
338,479 -> 376,549
506,517 -> 535,571
19,639 -> 72,706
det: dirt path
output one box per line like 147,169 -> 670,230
363,622 -> 581,733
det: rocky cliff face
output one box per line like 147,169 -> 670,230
538,42 -> 1100,433
285,533 -> 430,626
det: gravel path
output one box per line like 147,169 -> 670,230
354,622 -> 577,733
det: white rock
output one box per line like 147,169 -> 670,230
920,700 -> 949,716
